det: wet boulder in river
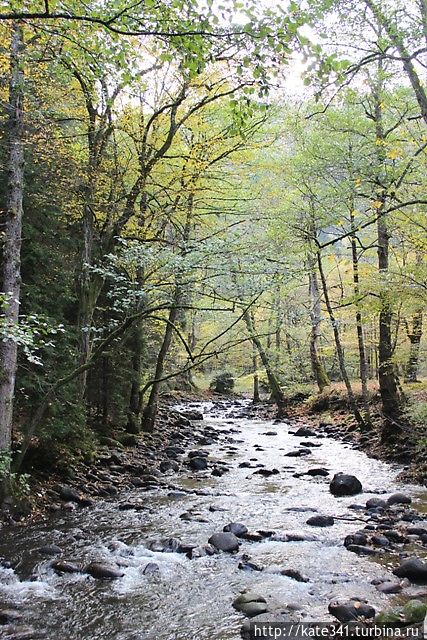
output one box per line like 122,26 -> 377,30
393,558 -> 427,583
344,533 -> 368,548
346,545 -> 378,556
51,560 -> 81,574
159,460 -> 179,473
189,457 -> 208,471
330,473 -> 362,496
188,449 -> 209,458
328,598 -> 375,622
223,523 -> 248,538
253,468 -> 279,477
294,427 -> 316,437
306,515 -> 334,527
208,532 -> 240,552
38,544 -> 62,556
306,468 -> 329,477
280,569 -> 309,582
387,493 -> 412,506
143,562 -> 160,575
366,497 -> 387,509
375,581 -> 403,594
179,410 -> 203,421
85,562 -> 124,579
233,591 -> 268,617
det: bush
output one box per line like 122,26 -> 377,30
210,372 -> 235,394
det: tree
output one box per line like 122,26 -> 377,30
0,23 -> 24,491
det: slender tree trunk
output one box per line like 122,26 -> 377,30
317,251 -> 366,428
142,194 -> 193,432
142,301 -> 180,432
404,311 -> 423,383
0,24 -> 24,487
308,259 -> 330,393
243,309 -> 286,412
252,345 -> 260,404
372,71 -> 402,436
101,353 -> 109,432
350,208 -> 371,427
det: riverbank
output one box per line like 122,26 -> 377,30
279,383 -> 427,486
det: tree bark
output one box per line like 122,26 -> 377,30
0,24 -> 24,472
349,207 -> 371,428
243,309 -> 286,412
317,251 -> 366,428
404,311 -> 423,383
252,344 -> 260,403
141,298 -> 181,432
308,258 -> 330,393
141,195 -> 193,432
372,70 -> 402,435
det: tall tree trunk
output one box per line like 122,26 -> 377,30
0,24 -> 24,492
349,208 -> 371,428
243,309 -> 286,412
308,258 -> 330,393
76,96 -> 105,399
372,70 -> 402,436
141,299 -> 180,432
404,311 -> 423,383
317,252 -> 366,428
127,322 -> 145,433
142,194 -> 193,432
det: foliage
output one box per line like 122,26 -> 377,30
209,372 -> 235,394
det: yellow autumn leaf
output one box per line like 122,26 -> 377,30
387,147 -> 401,160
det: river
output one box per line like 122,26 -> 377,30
0,399 -> 426,640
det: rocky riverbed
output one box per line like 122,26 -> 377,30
1,398 -> 427,640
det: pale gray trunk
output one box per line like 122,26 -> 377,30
0,24 -> 24,459
308,258 -> 330,393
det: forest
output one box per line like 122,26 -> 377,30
1,2 -> 427,639
0,2 -> 427,502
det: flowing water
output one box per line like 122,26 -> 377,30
0,400 -> 426,640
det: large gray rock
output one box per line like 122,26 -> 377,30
330,473 -> 362,496
366,497 -> 387,509
51,560 -> 81,574
208,532 -> 240,552
54,484 -> 83,503
306,515 -> 334,527
189,457 -> 208,471
233,592 -> 268,617
329,599 -> 375,622
387,493 -> 412,506
38,544 -> 62,556
85,562 -> 124,579
393,558 -> 427,583
223,522 -> 248,537
143,562 -> 160,575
